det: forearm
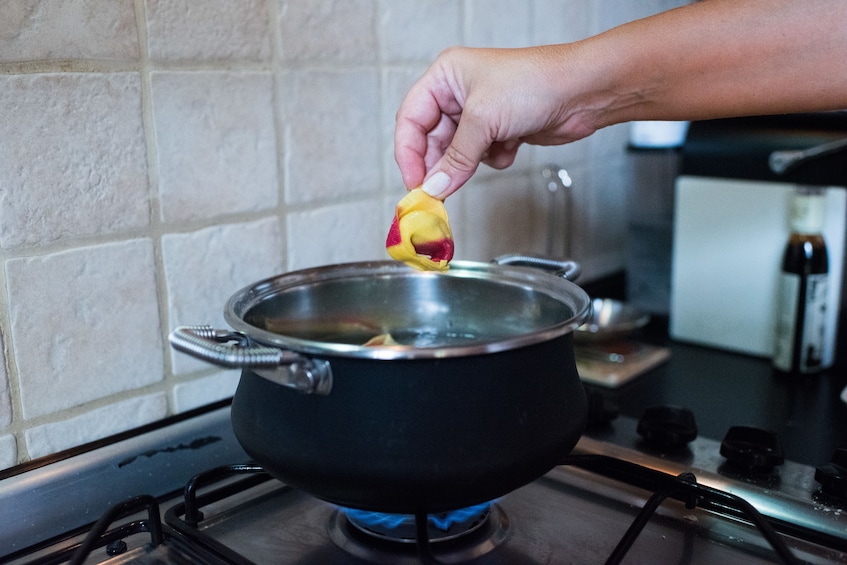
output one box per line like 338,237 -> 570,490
393,0 -> 847,197
573,0 -> 847,128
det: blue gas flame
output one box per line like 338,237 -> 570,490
344,502 -> 491,532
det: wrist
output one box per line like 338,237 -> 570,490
541,41 -> 637,135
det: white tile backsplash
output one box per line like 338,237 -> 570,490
277,0 -> 377,63
465,0 -> 532,48
0,0 -> 681,470
24,393 -> 168,459
532,0 -> 593,45
286,199 -> 386,270
0,347 -> 9,427
452,172 -> 554,261
162,217 -> 284,374
173,371 -> 240,413
0,73 -> 149,249
379,0 -> 462,63
145,0 -> 272,62
280,69 -> 381,204
6,240 -> 164,419
0,436 -> 16,470
152,71 -> 279,223
0,0 -> 139,62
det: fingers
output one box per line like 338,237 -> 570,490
423,113 -> 459,172
394,54 -> 470,190
421,138 -> 520,200
484,139 -> 522,169
421,129 -> 522,199
394,107 -> 435,190
419,100 -> 499,199
395,47 -> 528,199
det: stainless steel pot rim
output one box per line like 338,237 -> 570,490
575,298 -> 650,335
223,260 -> 592,360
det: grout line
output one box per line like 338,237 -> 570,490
267,0 -> 290,272
133,0 -> 176,405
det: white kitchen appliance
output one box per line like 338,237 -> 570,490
670,176 -> 846,363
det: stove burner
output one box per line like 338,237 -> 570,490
343,503 -> 491,543
329,504 -> 509,563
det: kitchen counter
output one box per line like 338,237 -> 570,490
589,334 -> 847,468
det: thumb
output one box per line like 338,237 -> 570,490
421,114 -> 493,199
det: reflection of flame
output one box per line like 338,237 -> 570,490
345,502 -> 491,532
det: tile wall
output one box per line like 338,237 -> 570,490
0,0 -> 687,469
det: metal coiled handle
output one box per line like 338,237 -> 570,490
169,325 -> 333,395
169,325 -> 285,367
493,253 -> 582,281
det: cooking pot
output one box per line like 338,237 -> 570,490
169,255 -> 591,514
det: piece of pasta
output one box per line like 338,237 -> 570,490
385,188 -> 454,272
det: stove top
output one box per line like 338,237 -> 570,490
154,456 -> 835,564
2,395 -> 847,564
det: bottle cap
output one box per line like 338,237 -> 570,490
789,187 -> 826,234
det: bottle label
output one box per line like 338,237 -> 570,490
773,272 -> 828,373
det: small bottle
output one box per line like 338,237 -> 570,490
773,186 -> 829,375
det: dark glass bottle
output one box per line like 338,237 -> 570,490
773,187 -> 829,375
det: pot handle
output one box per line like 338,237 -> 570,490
168,325 -> 333,395
492,253 -> 581,281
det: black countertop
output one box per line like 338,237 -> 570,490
588,336 -> 847,468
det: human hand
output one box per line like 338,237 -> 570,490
393,0 -> 847,200
393,45 -> 603,199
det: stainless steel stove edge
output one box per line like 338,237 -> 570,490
0,404 -> 248,556
577,418 -> 847,545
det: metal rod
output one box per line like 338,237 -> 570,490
561,454 -> 799,565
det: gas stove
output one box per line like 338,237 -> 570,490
2,387 -> 846,565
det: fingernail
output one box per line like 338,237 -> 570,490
421,171 -> 451,198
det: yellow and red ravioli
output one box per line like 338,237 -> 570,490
385,188 -> 454,272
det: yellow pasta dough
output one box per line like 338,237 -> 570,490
385,188 -> 454,272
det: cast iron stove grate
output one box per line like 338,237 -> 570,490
57,456 -> 830,565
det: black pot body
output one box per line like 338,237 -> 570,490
230,332 -> 586,514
